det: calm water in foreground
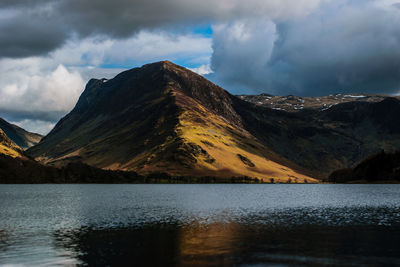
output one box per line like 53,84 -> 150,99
0,184 -> 400,266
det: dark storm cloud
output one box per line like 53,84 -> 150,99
0,10 -> 67,58
0,0 -> 51,8
58,0 -> 209,37
268,3 -> 400,95
0,0 -> 322,58
210,1 -> 400,96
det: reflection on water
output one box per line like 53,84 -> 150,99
52,221 -> 400,266
1,184 -> 400,266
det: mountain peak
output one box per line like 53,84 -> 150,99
139,60 -> 184,73
150,60 -> 175,66
72,61 -> 242,127
28,61 -> 314,182
145,60 -> 178,68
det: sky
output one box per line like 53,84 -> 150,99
0,0 -> 399,134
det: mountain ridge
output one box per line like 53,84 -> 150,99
238,93 -> 398,112
28,61 -> 315,182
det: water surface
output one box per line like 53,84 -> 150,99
0,184 -> 399,266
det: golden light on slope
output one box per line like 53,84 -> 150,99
0,144 -> 23,158
175,91 -> 317,183
0,129 -> 24,158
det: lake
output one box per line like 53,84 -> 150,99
0,184 -> 399,266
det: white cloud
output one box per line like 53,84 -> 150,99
48,31 -> 212,80
0,63 -> 85,116
11,119 -> 55,135
102,31 -> 211,64
189,64 -> 213,75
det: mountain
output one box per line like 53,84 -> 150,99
233,96 -> 400,178
0,118 -> 42,149
238,94 -> 395,112
328,151 -> 400,183
0,128 -> 24,158
27,61 -> 400,181
27,61 -> 315,183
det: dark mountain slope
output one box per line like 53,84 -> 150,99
0,118 -> 42,149
328,150 -> 400,183
232,96 -> 400,177
30,62 -> 180,171
321,97 -> 400,133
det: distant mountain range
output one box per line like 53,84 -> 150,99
0,118 -> 42,158
1,61 -> 400,183
238,94 -> 396,112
